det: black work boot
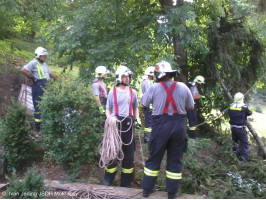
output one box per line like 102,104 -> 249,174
168,192 -> 176,199
143,189 -> 151,197
102,180 -> 111,186
143,187 -> 156,197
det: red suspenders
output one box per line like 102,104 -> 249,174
97,81 -> 105,98
159,81 -> 178,114
113,87 -> 133,116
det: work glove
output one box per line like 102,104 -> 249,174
135,118 -> 142,129
99,106 -> 105,115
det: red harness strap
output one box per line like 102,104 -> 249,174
159,81 -> 178,114
113,87 -> 133,116
97,81 -> 105,98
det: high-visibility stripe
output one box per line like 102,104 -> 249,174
144,127 -> 152,132
105,167 -> 117,173
122,167 -> 134,174
166,171 -> 182,180
230,107 -> 242,111
189,126 -> 196,130
34,118 -> 42,122
159,81 -> 178,114
144,167 -> 159,177
36,62 -> 46,79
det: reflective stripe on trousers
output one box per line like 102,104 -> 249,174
32,79 -> 47,129
187,104 -> 197,138
142,114 -> 187,194
104,116 -> 135,187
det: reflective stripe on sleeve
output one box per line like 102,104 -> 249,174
144,167 -> 159,177
105,167 -> 117,173
122,167 -> 134,174
166,171 -> 182,180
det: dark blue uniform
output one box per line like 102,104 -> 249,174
228,103 -> 252,161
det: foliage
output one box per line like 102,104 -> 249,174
0,0 -> 65,39
38,75 -> 102,173
3,166 -> 45,199
178,135 -> 265,198
0,101 -> 35,170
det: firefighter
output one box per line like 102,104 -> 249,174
21,47 -> 57,131
228,92 -> 252,162
187,75 -> 205,139
141,66 -> 155,143
141,61 -> 194,199
103,65 -> 141,187
92,66 -> 110,114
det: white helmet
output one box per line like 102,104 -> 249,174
35,47 -> 48,58
144,66 -> 155,76
115,65 -> 133,85
234,92 -> 244,103
154,61 -> 177,80
142,75 -> 148,80
95,66 -> 110,78
194,75 -> 205,84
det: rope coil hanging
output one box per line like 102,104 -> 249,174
99,116 -> 134,168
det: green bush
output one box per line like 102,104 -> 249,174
0,101 -> 35,170
3,167 -> 45,199
39,75 -> 102,169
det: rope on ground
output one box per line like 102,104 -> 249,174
194,70 -> 266,128
98,116 -> 134,168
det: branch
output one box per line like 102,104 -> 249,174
214,67 -> 266,159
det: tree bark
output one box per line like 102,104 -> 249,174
159,0 -> 188,82
214,67 -> 266,158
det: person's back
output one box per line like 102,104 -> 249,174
228,92 -> 252,162
141,61 -> 194,199
141,66 -> 155,143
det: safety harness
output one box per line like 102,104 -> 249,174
159,81 -> 178,114
113,87 -> 133,116
96,81 -> 106,98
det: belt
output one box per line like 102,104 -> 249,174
152,114 -> 187,119
231,125 -> 245,128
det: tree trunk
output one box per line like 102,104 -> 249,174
214,67 -> 266,159
159,0 -> 188,83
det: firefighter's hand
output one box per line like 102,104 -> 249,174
135,118 -> 142,129
99,106 -> 105,115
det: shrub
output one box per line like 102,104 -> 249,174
3,167 -> 45,199
39,75 -> 102,170
0,101 -> 35,170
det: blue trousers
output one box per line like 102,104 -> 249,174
32,79 -> 47,130
231,127 -> 248,161
187,104 -> 197,138
143,106 -> 152,141
142,114 -> 187,194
